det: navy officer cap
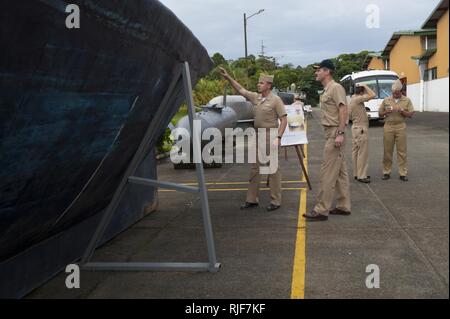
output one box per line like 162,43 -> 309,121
313,59 -> 335,71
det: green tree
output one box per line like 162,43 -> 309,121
193,78 -> 227,106
255,57 -> 277,72
190,50 -> 371,109
296,65 -> 321,106
211,52 -> 226,67
333,51 -> 369,80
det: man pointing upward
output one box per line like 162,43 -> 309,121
219,67 -> 287,211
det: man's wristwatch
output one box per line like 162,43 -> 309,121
336,130 -> 345,136
277,136 -> 282,139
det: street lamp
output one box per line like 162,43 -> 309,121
244,9 -> 264,59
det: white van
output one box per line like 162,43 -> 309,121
340,70 -> 399,121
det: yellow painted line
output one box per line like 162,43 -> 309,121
175,181 -> 304,186
160,187 -> 307,193
209,187 -> 306,192
291,118 -> 308,299
291,188 -> 307,299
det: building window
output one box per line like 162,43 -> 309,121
424,67 -> 438,81
422,35 -> 437,51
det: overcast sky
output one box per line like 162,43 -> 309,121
159,0 -> 440,66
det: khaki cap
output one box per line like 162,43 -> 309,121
259,74 -> 274,83
392,79 -> 403,91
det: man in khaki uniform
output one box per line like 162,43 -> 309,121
349,83 -> 376,183
292,94 -> 305,109
379,80 -> 415,181
219,67 -> 287,211
303,59 -> 351,221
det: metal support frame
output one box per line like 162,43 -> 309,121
80,62 -> 221,273
280,144 -> 312,190
293,145 -> 312,190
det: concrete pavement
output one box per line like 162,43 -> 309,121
304,111 -> 448,298
27,110 -> 449,299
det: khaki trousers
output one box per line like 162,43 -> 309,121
246,132 -> 281,206
383,122 -> 407,176
313,126 -> 351,215
352,125 -> 369,179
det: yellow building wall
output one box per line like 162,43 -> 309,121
367,57 -> 385,70
389,36 -> 423,84
428,10 -> 449,79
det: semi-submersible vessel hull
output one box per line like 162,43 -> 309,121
0,0 -> 212,297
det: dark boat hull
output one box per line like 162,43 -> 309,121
0,0 -> 212,297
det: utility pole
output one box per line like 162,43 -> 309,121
243,9 -> 264,59
244,13 -> 248,59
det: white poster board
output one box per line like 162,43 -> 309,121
280,104 -> 308,146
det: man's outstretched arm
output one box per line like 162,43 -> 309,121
219,67 -> 249,98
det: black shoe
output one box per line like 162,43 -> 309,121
357,178 -> 371,184
240,202 -> 258,210
330,208 -> 351,216
382,174 -> 390,180
399,176 -> 409,182
303,212 -> 328,221
266,204 -> 281,212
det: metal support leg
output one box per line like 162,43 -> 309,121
295,145 -> 312,190
80,62 -> 221,273
182,61 -> 220,272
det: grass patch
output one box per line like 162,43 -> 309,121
171,105 -> 188,126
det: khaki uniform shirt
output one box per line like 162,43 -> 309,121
241,90 -> 287,128
320,80 -> 347,127
379,96 -> 414,124
349,95 -> 370,127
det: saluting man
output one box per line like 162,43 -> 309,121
350,83 -> 376,183
303,59 -> 351,222
378,80 -> 415,181
219,67 -> 287,211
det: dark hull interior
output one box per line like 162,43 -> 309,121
0,0 -> 212,297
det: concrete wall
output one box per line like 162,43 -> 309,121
407,76 -> 449,112
407,82 -> 420,110
390,36 -> 423,84
428,9 -> 449,79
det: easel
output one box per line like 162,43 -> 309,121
265,143 -> 311,190
79,62 -> 221,273
281,144 -> 312,190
